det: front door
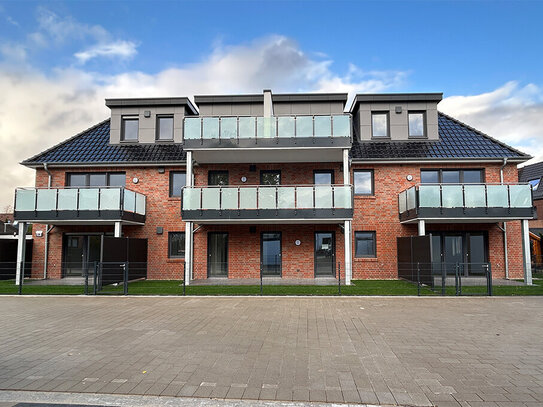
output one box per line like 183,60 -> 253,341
315,232 -> 335,276
208,232 -> 228,277
261,232 -> 281,276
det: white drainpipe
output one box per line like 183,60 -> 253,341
500,157 -> 509,279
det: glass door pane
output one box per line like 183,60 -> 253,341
85,235 -> 102,277
208,233 -> 228,277
467,233 -> 486,275
431,234 -> 442,275
261,232 -> 281,276
443,235 -> 463,276
315,232 -> 335,276
63,235 -> 84,276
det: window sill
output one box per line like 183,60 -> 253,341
156,139 -> 175,143
354,195 -> 376,199
354,257 -> 378,262
167,258 -> 185,263
168,197 -> 181,201
120,140 -> 139,144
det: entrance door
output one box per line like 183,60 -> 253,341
443,235 -> 464,276
315,232 -> 335,276
208,232 -> 228,277
261,232 -> 281,276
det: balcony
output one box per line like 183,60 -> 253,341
182,184 -> 353,223
183,115 -> 352,163
14,187 -> 146,225
398,183 -> 535,223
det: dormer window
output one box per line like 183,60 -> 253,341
408,112 -> 426,138
371,112 -> 389,138
157,115 -> 174,141
121,116 -> 139,141
529,178 -> 541,191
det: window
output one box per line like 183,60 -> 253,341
121,117 -> 139,141
420,169 -> 484,184
260,170 -> 281,185
169,172 -> 186,197
529,178 -> 541,191
371,112 -> 389,138
66,172 -> 126,187
208,171 -> 229,186
355,232 -> 376,258
157,116 -> 174,141
168,232 -> 185,258
353,170 -> 373,195
408,112 -> 425,138
314,170 -> 334,185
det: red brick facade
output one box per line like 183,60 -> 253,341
29,161 -> 525,280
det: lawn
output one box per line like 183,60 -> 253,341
0,278 -> 541,296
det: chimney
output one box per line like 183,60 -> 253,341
263,89 -> 274,118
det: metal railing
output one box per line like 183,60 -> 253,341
398,183 -> 533,214
14,187 -> 146,216
184,114 -> 352,141
182,184 -> 353,212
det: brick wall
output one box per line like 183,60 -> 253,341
29,161 -> 525,280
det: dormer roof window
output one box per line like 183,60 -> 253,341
408,112 -> 425,138
157,115 -> 174,141
371,112 -> 389,138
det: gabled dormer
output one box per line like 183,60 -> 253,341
106,97 -> 198,145
350,93 -> 442,142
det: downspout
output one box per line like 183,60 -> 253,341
43,163 -> 53,279
500,157 -> 509,279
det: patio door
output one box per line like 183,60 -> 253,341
315,232 -> 335,277
443,234 -> 463,276
208,232 -> 228,277
261,232 -> 281,276
63,235 -> 102,277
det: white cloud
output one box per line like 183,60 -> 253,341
6,16 -> 19,27
74,40 -> 138,63
439,81 -> 543,165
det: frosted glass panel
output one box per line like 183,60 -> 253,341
257,117 -> 276,138
509,184 -> 532,208
15,189 -> 36,211
277,187 -> 295,209
183,188 -> 201,210
399,191 -> 406,213
418,185 -> 440,208
123,189 -> 135,212
314,116 -> 331,137
183,117 -> 201,140
487,185 -> 508,207
221,188 -> 238,210
202,188 -> 220,210
36,189 -> 56,211
296,187 -> 313,208
332,115 -> 350,137
334,186 -> 351,208
441,185 -> 463,208
296,116 -> 313,137
135,193 -> 146,215
464,185 -> 486,207
277,117 -> 295,138
314,185 -> 332,208
203,118 -> 219,139
258,187 -> 276,209
100,189 -> 121,210
238,117 -> 255,138
240,188 -> 257,209
407,187 -> 417,210
220,117 -> 237,139
57,189 -> 77,210
80,189 -> 99,210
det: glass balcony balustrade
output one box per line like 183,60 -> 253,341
398,183 -> 534,222
182,184 -> 353,221
183,114 -> 351,141
14,187 -> 146,223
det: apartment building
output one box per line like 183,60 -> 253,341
13,90 -> 535,285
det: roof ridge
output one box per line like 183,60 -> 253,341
21,118 -> 110,165
437,111 -> 530,159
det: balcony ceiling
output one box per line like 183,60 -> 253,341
192,148 -> 345,164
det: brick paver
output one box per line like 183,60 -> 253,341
0,296 -> 542,407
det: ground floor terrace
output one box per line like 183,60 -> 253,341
0,296 -> 542,407
20,218 -> 531,285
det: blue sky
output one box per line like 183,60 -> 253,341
0,0 -> 542,208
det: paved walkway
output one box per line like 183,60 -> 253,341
0,296 -> 542,407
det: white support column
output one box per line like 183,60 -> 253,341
15,222 -> 27,286
184,151 -> 194,285
344,220 -> 352,285
343,149 -> 350,184
114,221 -> 122,238
418,220 -> 426,236
522,219 -> 533,285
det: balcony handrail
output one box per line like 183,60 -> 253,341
182,184 -> 354,211
183,114 -> 352,141
398,181 -> 532,194
14,186 -> 146,215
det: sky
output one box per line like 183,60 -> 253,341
0,0 -> 542,209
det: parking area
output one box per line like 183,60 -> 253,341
0,296 -> 542,407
